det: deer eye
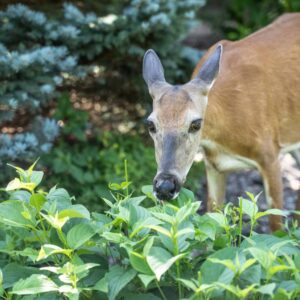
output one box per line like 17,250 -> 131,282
189,119 -> 202,133
146,120 -> 156,133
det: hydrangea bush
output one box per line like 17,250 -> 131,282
0,1 -> 204,164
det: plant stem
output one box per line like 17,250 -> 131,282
155,280 -> 167,300
173,223 -> 183,299
124,159 -> 129,197
238,199 -> 243,246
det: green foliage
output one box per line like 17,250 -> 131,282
223,0 -> 300,40
0,1 -> 204,161
0,163 -> 299,299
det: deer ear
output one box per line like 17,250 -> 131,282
143,49 -> 166,88
195,44 -> 222,85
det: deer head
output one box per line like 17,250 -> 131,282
143,45 -> 222,200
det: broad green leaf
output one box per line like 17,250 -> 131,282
30,171 -> 44,186
129,204 -> 150,227
239,197 -> 258,218
15,248 -> 39,262
93,277 -> 108,293
102,232 -> 126,244
150,212 -> 174,224
46,187 -> 72,210
143,236 -> 155,256
146,247 -> 185,281
11,274 -> 58,295
256,283 -> 276,295
198,223 -> 216,241
6,178 -> 36,192
3,263 -> 47,289
40,212 -> 69,230
176,202 -> 200,223
256,209 -> 288,219
0,200 -> 36,228
146,225 -> 171,237
240,258 -> 257,274
141,185 -> 156,202
130,217 -> 161,238
241,235 -> 298,256
37,244 -> 72,261
130,252 -> 153,275
177,278 -> 197,291
122,196 -> 146,206
138,274 -> 156,288
67,223 -> 96,249
246,247 -> 273,270
208,258 -> 236,272
177,188 -> 195,206
175,227 -> 195,238
30,193 -> 46,211
106,266 -> 136,300
201,247 -> 237,284
58,204 -> 90,220
269,264 -> 294,276
207,212 -> 226,227
9,190 -> 31,202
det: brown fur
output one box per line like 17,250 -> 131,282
192,13 -> 300,230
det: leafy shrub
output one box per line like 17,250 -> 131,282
0,1 -> 204,162
222,0 -> 300,40
0,163 -> 299,299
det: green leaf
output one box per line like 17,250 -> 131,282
207,212 -> 226,227
46,187 -> 72,210
146,225 -> 171,237
176,202 -> 200,224
58,204 -> 90,219
37,244 -> 72,261
129,252 -> 153,275
130,217 -> 161,238
15,248 -> 39,262
208,258 -> 236,272
256,209 -> 288,219
106,266 -> 136,300
30,171 -> 44,186
6,178 -> 36,192
0,200 -> 36,228
256,283 -> 276,295
246,247 -> 273,270
146,247 -> 185,281
177,188 -> 195,206
129,204 -> 151,227
102,232 -> 126,244
239,197 -> 258,218
11,274 -> 58,295
67,223 -> 97,249
9,190 -> 31,202
138,274 -> 156,288
141,185 -> 156,202
201,247 -> 237,284
177,278 -> 197,291
3,263 -> 47,289
30,193 -> 46,211
93,277 -> 108,293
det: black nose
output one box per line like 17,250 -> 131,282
154,174 -> 180,200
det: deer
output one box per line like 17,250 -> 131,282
142,13 -> 300,230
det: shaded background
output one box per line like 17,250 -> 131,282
1,0 -> 299,210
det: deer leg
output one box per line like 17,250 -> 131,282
205,161 -> 227,211
260,158 -> 283,231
